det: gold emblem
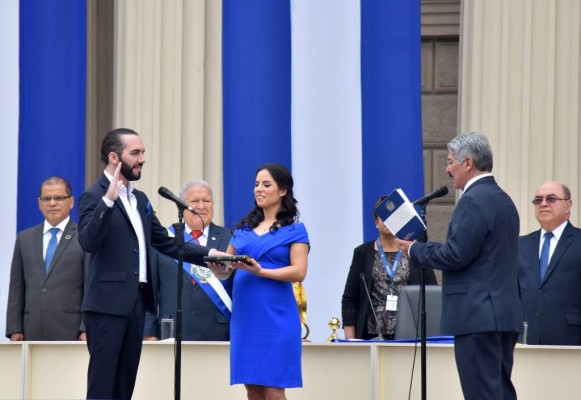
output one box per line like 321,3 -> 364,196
386,201 -> 395,212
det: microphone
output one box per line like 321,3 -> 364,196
158,187 -> 198,215
360,273 -> 386,341
412,186 -> 449,206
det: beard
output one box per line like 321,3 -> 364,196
119,155 -> 143,181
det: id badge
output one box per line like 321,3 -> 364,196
385,295 -> 398,311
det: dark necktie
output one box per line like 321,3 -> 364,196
539,231 -> 554,279
191,230 -> 203,244
45,227 -> 60,273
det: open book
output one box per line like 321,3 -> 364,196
374,188 -> 426,241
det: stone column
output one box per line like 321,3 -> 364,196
112,0 -> 224,225
459,0 -> 581,232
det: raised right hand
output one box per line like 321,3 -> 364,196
105,162 -> 123,202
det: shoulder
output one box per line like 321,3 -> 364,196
520,229 -> 540,242
565,222 -> 581,235
284,222 -> 309,241
209,223 -> 230,234
354,240 -> 374,254
17,223 -> 43,240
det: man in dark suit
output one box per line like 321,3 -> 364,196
518,181 -> 581,345
78,128 -> 227,400
144,179 -> 233,341
396,133 -> 522,400
6,177 -> 88,341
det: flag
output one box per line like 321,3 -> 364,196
18,0 -> 87,231
222,0 -> 424,341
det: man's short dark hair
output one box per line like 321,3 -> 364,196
100,128 -> 139,165
39,176 -> 72,197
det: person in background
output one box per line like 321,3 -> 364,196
518,180 -> 581,345
396,132 -> 522,400
78,128 -> 227,400
341,195 -> 438,340
209,162 -> 309,400
144,179 -> 233,341
6,176 -> 89,341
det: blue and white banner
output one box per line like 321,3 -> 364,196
18,0 -> 87,231
223,0 -> 424,341
0,0 -> 87,341
0,0 -> 423,343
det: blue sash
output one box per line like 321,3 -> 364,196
168,226 -> 232,320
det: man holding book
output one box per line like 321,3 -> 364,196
396,132 -> 522,400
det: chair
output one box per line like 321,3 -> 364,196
394,285 -> 442,340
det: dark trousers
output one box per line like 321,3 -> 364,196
454,331 -> 519,400
84,290 -> 146,400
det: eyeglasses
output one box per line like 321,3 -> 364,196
531,196 -> 569,206
39,195 -> 72,203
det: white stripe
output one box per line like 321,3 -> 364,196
205,274 -> 232,312
167,228 -> 232,312
0,0 -> 19,342
291,0 -> 363,342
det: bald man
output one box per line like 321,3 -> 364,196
518,181 -> 581,345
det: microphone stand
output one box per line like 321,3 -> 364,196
172,210 -> 185,400
418,204 -> 428,400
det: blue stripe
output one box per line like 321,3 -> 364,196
222,0 -> 292,228
361,0 -> 424,241
18,0 -> 87,231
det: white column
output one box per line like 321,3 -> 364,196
459,0 -> 581,232
112,0 -> 224,225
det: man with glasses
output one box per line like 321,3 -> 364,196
144,179 -> 233,341
5,177 -> 89,341
518,180 -> 581,345
396,132 -> 522,400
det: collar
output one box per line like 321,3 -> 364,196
541,220 -> 568,242
43,216 -> 70,234
186,224 -> 210,237
103,169 -> 134,194
463,173 -> 493,192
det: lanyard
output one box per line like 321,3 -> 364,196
376,238 -> 402,282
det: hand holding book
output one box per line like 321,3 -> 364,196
374,188 -> 426,241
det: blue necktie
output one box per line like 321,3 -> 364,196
45,228 -> 60,273
539,231 -> 554,280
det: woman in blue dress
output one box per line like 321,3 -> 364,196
210,162 -> 309,400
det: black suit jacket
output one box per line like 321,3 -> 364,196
144,223 -> 233,340
341,240 -> 438,339
518,221 -> 581,344
78,174 -> 210,316
410,176 -> 523,335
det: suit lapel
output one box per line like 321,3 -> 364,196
543,222 -> 575,284
526,231 -> 542,286
461,175 -> 495,195
33,224 -> 46,275
99,173 -> 134,227
206,223 -> 227,251
45,220 -> 77,278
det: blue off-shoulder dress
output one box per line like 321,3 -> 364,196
229,223 -> 310,388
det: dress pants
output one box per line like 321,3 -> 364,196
84,288 -> 147,400
454,331 -> 519,400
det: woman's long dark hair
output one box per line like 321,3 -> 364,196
235,163 -> 299,233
